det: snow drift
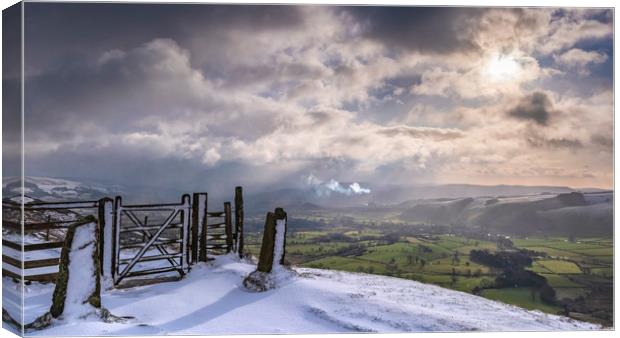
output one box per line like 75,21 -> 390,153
5,254 -> 597,336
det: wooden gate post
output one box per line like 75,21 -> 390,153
181,194 -> 191,270
192,193 -> 208,263
199,193 -> 208,262
191,193 -> 200,264
234,186 -> 244,258
97,197 -> 114,284
112,196 -> 122,283
224,202 -> 233,253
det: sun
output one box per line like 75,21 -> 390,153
486,54 -> 520,81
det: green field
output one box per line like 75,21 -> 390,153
481,288 -> 563,314
246,226 -> 613,326
535,260 -> 582,274
540,273 -> 583,288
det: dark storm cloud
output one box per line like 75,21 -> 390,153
25,143 -> 311,203
24,3 -> 306,72
23,37 -> 282,144
343,7 -> 485,54
507,92 -> 554,125
3,4 -> 22,176
22,3 -> 311,143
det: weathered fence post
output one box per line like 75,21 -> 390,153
257,208 -> 287,272
192,193 -> 208,263
112,196 -> 122,283
243,208 -> 287,292
97,197 -> 114,285
234,186 -> 244,258
224,202 -> 233,253
199,193 -> 208,262
191,193 -> 200,263
181,194 -> 191,271
46,215 -> 51,241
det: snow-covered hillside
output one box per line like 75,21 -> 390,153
2,176 -> 123,202
5,255 -> 598,335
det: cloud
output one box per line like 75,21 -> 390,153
344,7 -> 484,55
526,136 -> 583,149
16,4 -> 614,191
507,92 -> 555,125
553,48 -> 608,75
305,174 -> 371,197
377,126 -> 465,141
537,13 -> 613,55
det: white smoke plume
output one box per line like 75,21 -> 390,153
305,174 -> 371,197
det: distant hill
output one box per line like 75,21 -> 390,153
2,177 -> 612,237
369,183 -> 578,205
2,176 -> 124,201
244,183 -> 594,215
399,192 -> 613,236
1,176 -> 184,203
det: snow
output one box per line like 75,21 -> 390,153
7,195 -> 35,203
63,222 -> 99,319
3,277 -> 24,328
24,177 -> 80,195
3,246 -> 61,261
2,263 -> 58,277
273,219 -> 286,267
5,255 -> 597,335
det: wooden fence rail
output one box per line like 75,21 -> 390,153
2,200 -> 101,282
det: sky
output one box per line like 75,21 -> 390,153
3,3 -> 614,196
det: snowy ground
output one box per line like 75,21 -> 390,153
4,255 -> 599,336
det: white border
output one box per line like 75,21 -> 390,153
0,1 -> 616,338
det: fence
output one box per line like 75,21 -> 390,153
1,187 -> 245,287
2,200 -> 100,282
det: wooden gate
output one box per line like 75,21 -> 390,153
2,187 -> 245,288
112,194 -> 191,285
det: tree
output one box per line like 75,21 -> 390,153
452,251 -> 460,265
451,268 -> 458,286
539,284 -> 556,304
420,259 -> 426,269
480,278 -> 493,288
497,237 -> 514,250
